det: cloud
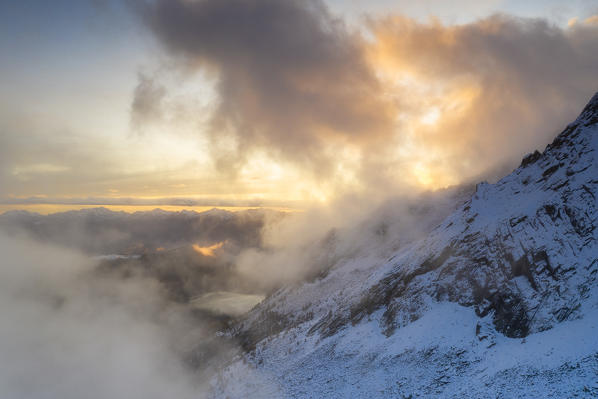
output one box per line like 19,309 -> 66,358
584,15 -> 598,25
0,233 -> 205,399
138,0 -> 395,176
366,14 -> 598,184
138,2 -> 598,193
235,185 -> 473,291
130,72 -> 167,131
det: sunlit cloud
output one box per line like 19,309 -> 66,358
568,17 -> 579,27
363,13 -> 598,187
192,241 -> 225,257
2,1 -> 598,207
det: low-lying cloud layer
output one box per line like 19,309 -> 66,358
0,233 -> 205,399
0,207 -> 270,255
137,0 -> 598,194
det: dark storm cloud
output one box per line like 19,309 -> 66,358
137,0 -> 394,174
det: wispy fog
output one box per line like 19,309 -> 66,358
0,233 -> 211,399
0,185 -> 472,398
236,186 -> 472,291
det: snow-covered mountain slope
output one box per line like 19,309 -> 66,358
211,93 -> 598,398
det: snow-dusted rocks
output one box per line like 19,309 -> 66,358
211,92 -> 598,398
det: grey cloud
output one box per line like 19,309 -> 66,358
137,2 -> 598,191
130,72 -> 167,131
138,0 -> 394,175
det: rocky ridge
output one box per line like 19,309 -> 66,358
212,92 -> 598,398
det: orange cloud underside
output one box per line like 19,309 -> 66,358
192,241 -> 225,257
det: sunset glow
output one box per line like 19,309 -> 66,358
2,2 -> 598,398
192,242 -> 225,257
0,1 -> 597,210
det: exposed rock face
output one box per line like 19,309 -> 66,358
214,93 -> 598,398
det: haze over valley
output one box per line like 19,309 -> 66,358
2,0 -> 598,397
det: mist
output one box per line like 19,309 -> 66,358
124,0 -> 598,302
0,232 -> 218,399
0,198 -> 468,398
234,186 -> 473,292
2,0 -> 598,397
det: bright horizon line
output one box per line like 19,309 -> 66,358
0,194 -> 307,206
0,195 -> 307,216
0,203 -> 304,216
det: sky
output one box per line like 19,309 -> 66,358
1,0 -> 598,211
